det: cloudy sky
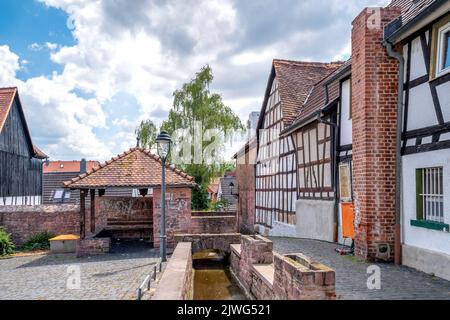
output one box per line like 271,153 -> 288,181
0,0 -> 389,161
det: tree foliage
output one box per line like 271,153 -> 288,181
135,120 -> 158,150
161,65 -> 245,210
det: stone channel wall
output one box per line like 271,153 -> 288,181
0,204 -> 80,245
152,242 -> 193,300
174,233 -> 241,254
230,235 -> 336,300
189,211 -> 237,234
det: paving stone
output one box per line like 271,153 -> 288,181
271,237 -> 450,300
0,248 -> 161,300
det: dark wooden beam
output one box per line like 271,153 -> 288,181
98,189 -> 106,197
90,189 -> 95,234
80,189 -> 87,239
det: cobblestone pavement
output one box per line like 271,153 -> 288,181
0,243 -> 162,300
271,237 -> 450,300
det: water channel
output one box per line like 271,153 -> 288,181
192,249 -> 246,300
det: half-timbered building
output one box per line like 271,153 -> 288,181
385,0 -> 450,280
0,87 -> 47,205
255,60 -> 342,237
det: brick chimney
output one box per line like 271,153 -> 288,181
351,7 -> 402,261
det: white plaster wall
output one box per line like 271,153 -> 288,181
409,36 -> 428,80
268,221 -> 297,238
407,84 -> 437,130
340,79 -> 352,146
436,81 -> 450,123
402,149 -> 450,256
296,199 -> 335,242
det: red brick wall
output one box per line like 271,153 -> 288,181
351,7 -> 401,261
236,148 -> 256,234
153,187 -> 192,248
0,205 -> 79,245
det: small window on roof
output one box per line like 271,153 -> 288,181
53,190 -> 64,199
60,163 -> 64,168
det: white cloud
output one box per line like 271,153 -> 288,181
2,0 -> 393,161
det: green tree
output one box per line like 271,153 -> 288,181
161,65 -> 245,210
135,120 -> 158,150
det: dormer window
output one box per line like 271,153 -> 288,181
60,163 -> 64,168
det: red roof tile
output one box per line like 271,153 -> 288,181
0,87 -> 17,132
64,148 -> 195,189
44,160 -> 99,173
259,60 -> 344,128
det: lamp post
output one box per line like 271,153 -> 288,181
156,131 -> 172,262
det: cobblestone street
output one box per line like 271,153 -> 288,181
0,245 -> 161,300
271,237 -> 450,300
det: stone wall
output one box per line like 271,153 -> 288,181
230,235 -> 336,300
153,187 -> 192,249
93,197 -> 153,239
351,7 -> 402,261
76,238 -> 110,258
189,214 -> 237,234
152,242 -> 193,300
174,233 -> 241,254
0,204 -> 79,245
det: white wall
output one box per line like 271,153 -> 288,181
402,149 -> 450,255
0,196 -> 42,206
340,79 -> 352,146
296,199 -> 335,242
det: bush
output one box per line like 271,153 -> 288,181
0,228 -> 15,256
21,231 -> 55,251
208,198 -> 230,212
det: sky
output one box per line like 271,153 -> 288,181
0,0 -> 389,162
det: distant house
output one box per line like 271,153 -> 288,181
206,178 -> 220,201
0,87 -> 47,206
42,159 -> 100,204
217,171 -> 237,212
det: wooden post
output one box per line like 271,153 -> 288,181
80,189 -> 86,239
90,189 -> 96,234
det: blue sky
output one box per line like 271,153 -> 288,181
0,0 -> 388,161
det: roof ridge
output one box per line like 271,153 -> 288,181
64,147 -> 194,187
273,59 -> 345,67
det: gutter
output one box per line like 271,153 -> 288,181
383,40 -> 404,266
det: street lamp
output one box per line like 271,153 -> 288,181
156,131 -> 172,262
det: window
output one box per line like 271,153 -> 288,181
416,167 -> 444,223
436,24 -> 450,76
431,15 -> 450,78
53,189 -> 64,200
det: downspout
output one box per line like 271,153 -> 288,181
318,114 -> 339,243
384,40 -> 404,266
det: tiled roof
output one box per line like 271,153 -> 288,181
288,62 -> 344,126
388,0 -> 437,26
44,160 -> 100,173
0,87 -> 17,132
33,145 -> 48,159
64,148 -> 195,189
272,60 -> 344,125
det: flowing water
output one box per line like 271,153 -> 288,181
193,250 -> 246,300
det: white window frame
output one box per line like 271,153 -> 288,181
436,22 -> 450,77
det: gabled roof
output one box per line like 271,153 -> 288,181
33,145 -> 48,159
0,87 -> 42,159
385,0 -> 447,42
257,60 -> 343,130
44,160 -> 99,173
64,148 -> 196,189
0,87 -> 18,132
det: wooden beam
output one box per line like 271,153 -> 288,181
90,189 -> 95,234
80,189 -> 87,239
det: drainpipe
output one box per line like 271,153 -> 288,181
318,115 -> 339,243
384,40 -> 404,266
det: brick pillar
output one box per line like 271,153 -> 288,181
153,187 -> 192,249
351,7 -> 401,261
